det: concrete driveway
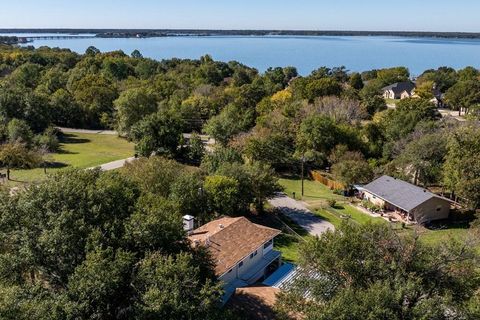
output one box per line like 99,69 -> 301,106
88,157 -> 136,171
268,194 -> 334,237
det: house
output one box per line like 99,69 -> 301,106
382,81 -> 416,100
358,175 -> 451,224
185,216 -> 282,302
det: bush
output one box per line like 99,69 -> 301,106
34,127 -> 60,152
327,199 -> 337,208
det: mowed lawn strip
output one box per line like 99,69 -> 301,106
7,132 -> 135,184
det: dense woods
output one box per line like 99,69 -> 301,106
1,45 -> 480,204
1,44 -> 480,319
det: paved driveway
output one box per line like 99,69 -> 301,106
88,157 -> 136,171
268,194 -> 334,237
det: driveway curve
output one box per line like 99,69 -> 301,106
268,194 -> 334,237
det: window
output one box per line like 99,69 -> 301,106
436,205 -> 442,212
264,239 -> 273,249
227,269 -> 232,273
239,261 -> 244,268
250,250 -> 258,259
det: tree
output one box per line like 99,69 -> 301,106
332,156 -> 373,186
85,46 -> 100,56
394,131 -> 447,186
7,119 -> 33,145
244,161 -> 281,211
296,115 -> 338,166
0,168 -> 228,319
361,95 -> 387,116
185,132 -> 205,164
304,78 -> 342,102
445,80 -> 480,114
443,126 -> 480,208
0,142 -> 41,179
277,222 -> 480,319
72,74 -> 118,128
414,80 -> 435,99
170,170 -> 209,222
204,104 -> 254,146
130,110 -> 183,157
204,175 -> 241,215
349,72 -> 364,90
133,252 -> 222,319
131,49 -> 143,59
114,87 -> 158,136
123,156 -> 185,196
125,194 -> 185,253
200,147 -> 243,174
382,98 -> 438,143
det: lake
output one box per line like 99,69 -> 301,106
4,34 -> 480,75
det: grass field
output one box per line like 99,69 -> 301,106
5,133 -> 135,185
279,177 -> 344,202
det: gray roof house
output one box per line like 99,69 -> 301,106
360,175 -> 451,223
382,81 -> 416,99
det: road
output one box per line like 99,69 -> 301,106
268,194 -> 334,237
88,157 -> 136,171
56,127 -> 117,135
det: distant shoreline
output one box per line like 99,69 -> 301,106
2,29 -> 480,39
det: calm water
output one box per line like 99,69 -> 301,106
4,34 -> 480,75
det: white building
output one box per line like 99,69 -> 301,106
186,216 -> 282,302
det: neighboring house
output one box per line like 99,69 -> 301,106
382,81 -> 416,99
358,175 -> 451,223
185,216 -> 282,302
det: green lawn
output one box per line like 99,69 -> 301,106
385,98 -> 398,106
279,177 -> 344,202
6,133 -> 135,185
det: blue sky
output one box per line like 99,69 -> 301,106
1,0 -> 479,32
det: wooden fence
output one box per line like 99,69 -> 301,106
310,171 -> 345,190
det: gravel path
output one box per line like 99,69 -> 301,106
268,194 -> 334,237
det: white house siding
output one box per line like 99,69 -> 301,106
400,91 -> 411,99
364,191 -> 386,208
219,239 -> 273,286
383,90 -> 395,99
411,197 -> 450,223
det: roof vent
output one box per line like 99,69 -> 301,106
193,239 -> 200,247
219,224 -> 224,229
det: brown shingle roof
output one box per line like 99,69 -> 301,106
188,217 -> 281,276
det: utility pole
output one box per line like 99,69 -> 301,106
301,154 -> 305,198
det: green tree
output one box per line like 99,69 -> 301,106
349,72 -> 364,90
125,194 -> 185,252
277,222 -> 480,319
443,126 -> 480,208
133,252 -> 222,320
332,156 -> 373,186
130,110 -> 183,157
204,104 -> 254,146
114,87 -> 158,136
304,78 -> 342,102
0,142 -> 41,179
204,175 -> 241,215
7,119 -> 33,145
296,115 -> 338,166
445,80 -> 480,114
200,147 -> 243,174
